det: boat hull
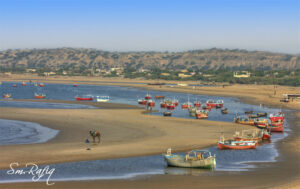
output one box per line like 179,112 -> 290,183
217,142 -> 257,150
164,155 -> 215,169
76,97 -> 93,101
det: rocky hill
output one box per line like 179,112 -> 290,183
0,48 -> 299,71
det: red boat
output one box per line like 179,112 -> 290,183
194,101 -> 201,107
160,102 -> 167,108
75,96 -> 93,101
147,100 -> 155,107
218,136 -> 257,150
35,93 -> 46,99
172,99 -> 178,106
145,94 -> 152,100
3,94 -> 11,98
13,84 -> 17,87
167,104 -> 175,110
39,83 -> 45,87
263,132 -> 272,140
195,110 -> 208,119
206,99 -> 224,108
138,99 -> 147,105
268,124 -> 284,132
73,84 -> 78,87
234,129 -> 271,141
269,112 -> 285,122
22,82 -> 27,86
155,95 -> 165,99
182,102 -> 192,109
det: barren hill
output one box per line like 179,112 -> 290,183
0,48 -> 299,71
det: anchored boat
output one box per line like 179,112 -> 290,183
233,129 -> 271,141
195,110 -> 209,119
34,93 -> 46,99
164,148 -> 216,169
96,96 -> 110,102
3,93 -> 11,98
75,95 -> 93,101
218,136 -> 257,150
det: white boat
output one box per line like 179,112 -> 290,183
96,96 -> 110,102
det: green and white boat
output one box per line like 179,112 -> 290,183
163,148 -> 216,169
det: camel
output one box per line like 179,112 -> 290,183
89,130 -> 101,143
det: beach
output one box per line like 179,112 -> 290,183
0,75 -> 299,188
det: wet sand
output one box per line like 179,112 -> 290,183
0,75 -> 299,188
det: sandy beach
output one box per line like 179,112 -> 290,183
0,75 -> 299,188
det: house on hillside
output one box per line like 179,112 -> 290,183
233,71 -> 251,78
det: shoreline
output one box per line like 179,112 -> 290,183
0,76 -> 299,188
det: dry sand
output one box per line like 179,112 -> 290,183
0,75 -> 299,189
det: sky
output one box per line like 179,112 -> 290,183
0,0 -> 299,53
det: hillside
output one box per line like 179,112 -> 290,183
0,48 -> 299,71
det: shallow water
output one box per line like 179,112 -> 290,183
0,81 -> 290,183
0,119 -> 59,145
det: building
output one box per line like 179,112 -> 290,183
233,71 -> 251,78
178,73 -> 192,78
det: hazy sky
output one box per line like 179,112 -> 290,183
0,0 -> 299,53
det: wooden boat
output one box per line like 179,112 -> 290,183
181,102 -> 192,109
195,110 -> 209,119
167,103 -> 175,110
188,107 -> 197,117
206,99 -> 216,108
3,93 -> 11,98
155,95 -> 165,99
138,99 -> 147,105
35,93 -> 46,99
160,102 -> 167,108
13,84 -> 17,87
221,108 -> 228,114
216,100 -> 224,108
73,84 -> 78,87
164,148 -> 216,169
96,96 -> 109,102
218,136 -> 257,150
257,112 -> 267,117
233,129 -> 271,141
163,112 -> 172,116
234,116 -> 255,126
248,114 -> 259,119
172,99 -> 179,106
75,95 -> 93,101
147,99 -> 155,107
22,82 -> 27,86
268,124 -> 284,132
145,94 -> 152,100
269,112 -> 285,122
39,83 -> 44,87
245,110 -> 253,114
194,101 -> 201,107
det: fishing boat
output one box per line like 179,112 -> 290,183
75,95 -> 93,101
182,102 -> 192,109
34,83 -> 38,87
194,101 -> 201,107
195,110 -> 209,119
3,93 -> 11,98
172,99 -> 179,106
188,107 -> 197,117
245,110 -> 253,114
155,95 -> 165,99
138,99 -> 147,105
22,82 -> 27,86
218,136 -> 257,150
202,104 -> 212,110
96,96 -> 109,102
163,111 -> 172,116
73,84 -> 78,87
221,108 -> 228,114
269,112 -> 285,122
257,112 -> 268,117
206,99 -> 216,107
233,129 -> 271,141
160,101 -> 168,108
13,84 -> 17,87
216,100 -> 224,108
34,93 -> 46,99
167,103 -> 175,110
234,116 -> 255,126
163,148 -> 216,169
39,83 -> 44,87
145,94 -> 152,100
147,99 -> 155,107
268,124 -> 284,132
